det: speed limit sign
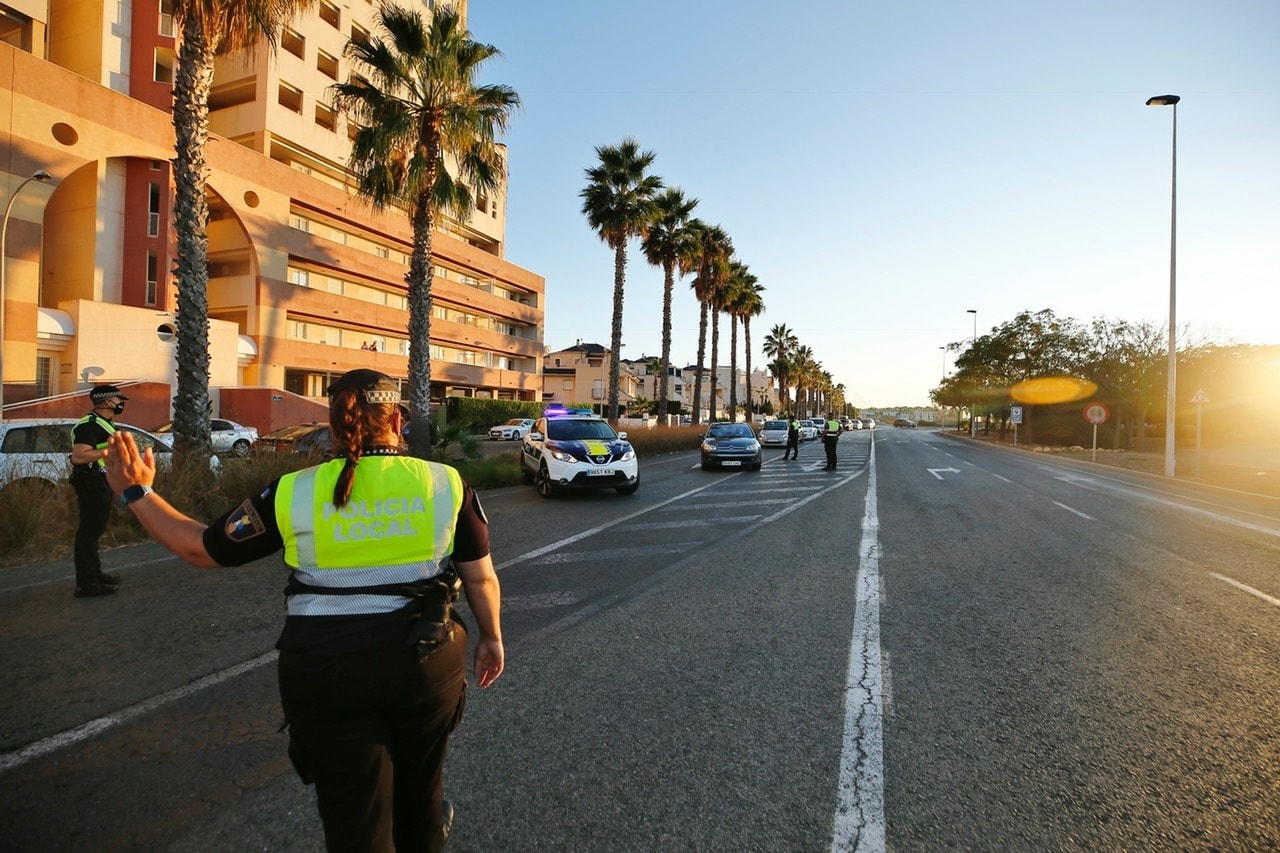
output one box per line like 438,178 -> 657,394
1083,402 -> 1109,424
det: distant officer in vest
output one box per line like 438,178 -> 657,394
821,411 -> 843,470
782,415 -> 801,460
103,369 -> 503,851
69,384 -> 129,597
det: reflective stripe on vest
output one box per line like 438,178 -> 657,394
73,413 -> 116,470
275,456 -> 465,617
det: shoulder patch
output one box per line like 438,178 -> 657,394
225,499 -> 267,542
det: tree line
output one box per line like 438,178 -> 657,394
931,308 -> 1279,448
580,140 -> 846,424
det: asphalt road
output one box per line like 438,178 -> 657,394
1,429 -> 1278,850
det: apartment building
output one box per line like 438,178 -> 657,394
0,0 -> 543,430
541,342 -> 642,413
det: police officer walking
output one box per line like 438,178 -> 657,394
821,411 -> 843,470
69,384 -> 129,597
104,369 -> 503,851
782,415 -> 801,460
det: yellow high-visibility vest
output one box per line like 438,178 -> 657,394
275,455 -> 465,616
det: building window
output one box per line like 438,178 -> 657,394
278,81 -> 303,114
35,356 -> 50,397
146,253 -> 158,305
318,0 -> 340,28
158,0 -> 175,36
290,215 -> 311,233
350,22 -> 369,46
374,245 -> 390,259
316,49 -> 339,80
154,47 -> 175,84
147,184 -> 161,236
288,267 -> 310,286
281,28 -> 304,59
314,102 -> 337,132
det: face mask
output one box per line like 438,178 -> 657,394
112,402 -> 125,414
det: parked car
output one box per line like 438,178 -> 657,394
257,423 -> 333,458
488,418 -> 535,441
521,405 -> 638,498
700,422 -> 762,471
154,418 -> 258,456
860,418 -> 876,430
799,420 -> 819,441
759,419 -> 789,446
0,419 -> 214,492
893,418 -> 918,428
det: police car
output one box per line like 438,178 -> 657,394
520,405 -> 639,498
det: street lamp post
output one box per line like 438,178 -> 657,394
0,169 -> 54,416
966,308 -> 977,436
1146,94 -> 1179,478
939,345 -> 947,381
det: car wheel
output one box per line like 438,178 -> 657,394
535,461 -> 557,498
231,439 -> 251,457
701,461 -> 713,471
520,461 -> 534,484
750,460 -> 762,471
616,478 -> 639,496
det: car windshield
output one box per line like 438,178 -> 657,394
547,419 -> 618,441
763,421 -> 787,430
707,423 -> 754,439
504,419 -> 526,426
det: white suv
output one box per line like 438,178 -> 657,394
0,419 -> 187,492
520,406 -> 639,498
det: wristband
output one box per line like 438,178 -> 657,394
121,484 -> 154,506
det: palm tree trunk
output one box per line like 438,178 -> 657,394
658,259 -> 673,420
406,185 -> 435,458
709,308 -> 720,422
728,315 -> 739,421
744,318 -> 753,420
693,302 -> 707,425
170,15 -> 215,461
608,242 -> 626,421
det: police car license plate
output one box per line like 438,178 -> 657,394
722,460 -> 741,466
587,468 -> 614,476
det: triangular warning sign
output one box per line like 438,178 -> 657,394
1190,388 -> 1210,404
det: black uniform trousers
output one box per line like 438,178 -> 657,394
823,436 -> 839,469
783,436 -> 799,459
71,468 -> 112,586
279,622 -> 468,853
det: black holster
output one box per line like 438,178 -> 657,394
405,572 -> 463,661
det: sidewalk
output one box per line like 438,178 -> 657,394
953,431 -> 1280,500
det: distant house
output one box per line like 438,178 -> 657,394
541,341 -> 640,413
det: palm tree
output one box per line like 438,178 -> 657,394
580,138 -> 663,421
333,4 -> 519,457
169,0 -> 315,461
687,223 -> 733,424
641,188 -> 698,420
763,323 -> 798,414
722,261 -> 753,420
729,267 -> 764,420
792,345 -> 817,416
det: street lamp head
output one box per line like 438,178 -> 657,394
1146,94 -> 1180,107
966,308 -> 977,314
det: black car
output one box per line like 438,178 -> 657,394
700,422 -> 762,471
893,418 -> 917,429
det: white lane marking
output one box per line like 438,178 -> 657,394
625,516 -> 761,530
533,542 -> 700,565
494,477 -> 728,571
927,467 -> 960,480
1052,501 -> 1095,520
0,650 -> 279,773
992,474 -> 1014,484
1208,573 -> 1280,608
831,436 -> 885,852
1,554 -> 181,593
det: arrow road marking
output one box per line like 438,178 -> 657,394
927,467 -> 961,480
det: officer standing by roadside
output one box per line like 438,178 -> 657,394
103,369 -> 503,851
782,414 -> 801,460
69,384 -> 129,597
821,411 -> 843,470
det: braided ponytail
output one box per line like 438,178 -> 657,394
330,389 -> 364,508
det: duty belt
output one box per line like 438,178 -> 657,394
284,571 -> 463,660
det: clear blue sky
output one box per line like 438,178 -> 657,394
467,0 -> 1280,408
